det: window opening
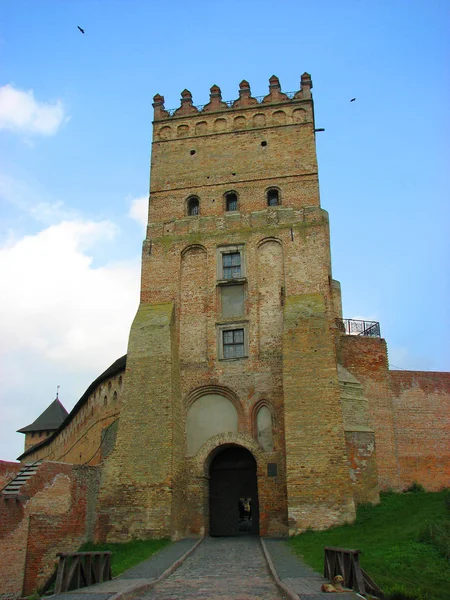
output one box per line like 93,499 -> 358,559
267,189 -> 279,206
226,193 -> 238,212
188,197 -> 199,216
222,252 -> 241,279
223,328 -> 245,359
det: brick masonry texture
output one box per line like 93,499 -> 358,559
0,462 -> 100,597
2,72 -> 449,596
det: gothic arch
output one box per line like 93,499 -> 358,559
251,399 -> 277,437
183,384 -> 244,423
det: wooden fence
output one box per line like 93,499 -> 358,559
324,546 -> 384,598
41,551 -> 112,594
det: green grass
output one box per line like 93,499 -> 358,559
79,539 -> 170,577
288,491 -> 450,600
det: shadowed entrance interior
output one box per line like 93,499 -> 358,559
209,446 -> 259,536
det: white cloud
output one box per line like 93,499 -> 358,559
0,217 -> 141,462
0,84 -> 67,136
128,195 -> 148,228
0,219 -> 139,369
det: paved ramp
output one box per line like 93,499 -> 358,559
138,537 -> 284,600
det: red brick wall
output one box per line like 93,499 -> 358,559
339,335 -> 399,490
0,462 -> 99,598
0,460 -> 21,489
390,371 -> 450,491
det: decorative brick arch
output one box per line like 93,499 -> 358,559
186,432 -> 270,536
183,385 -> 244,426
197,433 -> 266,475
250,399 -> 277,439
181,243 -> 207,257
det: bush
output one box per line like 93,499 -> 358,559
405,482 -> 426,493
420,520 -> 450,561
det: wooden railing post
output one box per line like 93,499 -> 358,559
324,546 -> 384,598
53,551 -> 112,593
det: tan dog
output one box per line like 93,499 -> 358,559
321,575 -> 346,593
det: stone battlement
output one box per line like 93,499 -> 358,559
152,73 -> 313,122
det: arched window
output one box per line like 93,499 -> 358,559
267,188 -> 280,207
225,192 -> 238,212
187,196 -> 199,216
256,406 -> 273,451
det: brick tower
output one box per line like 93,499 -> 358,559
97,73 -> 363,541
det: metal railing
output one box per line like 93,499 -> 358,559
336,318 -> 381,337
166,91 -> 298,116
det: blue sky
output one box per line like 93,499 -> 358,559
0,0 -> 449,461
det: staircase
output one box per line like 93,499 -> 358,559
1,462 -> 42,497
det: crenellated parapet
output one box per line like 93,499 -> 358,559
153,73 -> 312,119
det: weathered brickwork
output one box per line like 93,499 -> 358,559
390,371 -> 450,490
0,462 -> 100,598
339,335 -> 399,490
96,74 -> 362,541
19,369 -> 124,466
3,71 -> 449,594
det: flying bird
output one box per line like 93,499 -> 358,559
350,98 -> 356,102
77,26 -> 85,34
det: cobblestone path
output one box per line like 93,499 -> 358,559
138,537 -> 285,600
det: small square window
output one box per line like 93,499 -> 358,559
217,322 -> 248,360
222,252 -> 241,279
223,328 -> 245,358
217,245 -> 246,281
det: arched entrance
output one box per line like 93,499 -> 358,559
209,446 -> 259,536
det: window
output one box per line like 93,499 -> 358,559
223,328 -> 245,358
217,245 -> 246,281
222,252 -> 241,279
217,322 -> 249,360
225,192 -> 238,212
187,197 -> 199,216
267,188 -> 280,206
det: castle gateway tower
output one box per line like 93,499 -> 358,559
97,74 -> 378,540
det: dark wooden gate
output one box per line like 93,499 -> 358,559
209,446 -> 259,536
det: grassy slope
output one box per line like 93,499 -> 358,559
79,539 -> 170,577
289,492 -> 450,600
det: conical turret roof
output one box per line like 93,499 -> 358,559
17,398 -> 68,433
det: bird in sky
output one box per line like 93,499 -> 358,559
350,98 -> 356,102
77,26 -> 85,34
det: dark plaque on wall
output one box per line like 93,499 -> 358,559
268,463 -> 277,477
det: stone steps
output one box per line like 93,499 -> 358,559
1,462 -> 42,497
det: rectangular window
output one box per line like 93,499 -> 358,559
217,245 -> 246,281
223,328 -> 245,358
222,252 -> 241,279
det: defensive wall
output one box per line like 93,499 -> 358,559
0,461 -> 100,598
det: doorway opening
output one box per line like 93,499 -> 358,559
209,445 -> 259,536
